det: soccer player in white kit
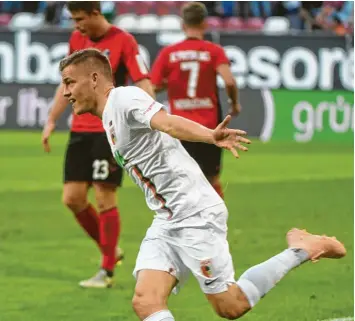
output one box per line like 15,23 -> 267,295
59,48 -> 346,321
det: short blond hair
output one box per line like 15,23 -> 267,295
181,2 -> 208,27
59,48 -> 112,80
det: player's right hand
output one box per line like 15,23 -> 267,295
212,115 -> 251,158
41,121 -> 56,153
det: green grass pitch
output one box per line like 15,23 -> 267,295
0,131 -> 353,321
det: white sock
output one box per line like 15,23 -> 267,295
143,310 -> 175,321
236,248 -> 309,307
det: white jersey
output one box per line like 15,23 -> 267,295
102,86 -> 223,221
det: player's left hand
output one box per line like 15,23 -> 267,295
212,115 -> 251,158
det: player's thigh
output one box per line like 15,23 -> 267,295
64,132 -> 93,183
133,269 -> 177,319
133,226 -> 189,293
176,204 -> 235,295
181,141 -> 222,178
198,143 -> 222,178
90,133 -> 124,187
181,140 -> 199,162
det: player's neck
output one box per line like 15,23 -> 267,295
185,29 -> 204,40
94,86 -> 114,119
91,18 -> 112,39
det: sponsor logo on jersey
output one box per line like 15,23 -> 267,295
143,101 -> 156,115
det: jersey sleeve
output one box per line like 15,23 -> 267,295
122,87 -> 164,129
214,45 -> 230,69
122,33 -> 149,83
150,48 -> 168,86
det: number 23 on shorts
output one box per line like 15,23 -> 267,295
92,159 -> 109,180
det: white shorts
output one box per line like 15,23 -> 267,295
133,203 -> 236,294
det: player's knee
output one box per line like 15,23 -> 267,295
210,290 -> 250,320
93,184 -> 117,212
215,304 -> 244,320
62,193 -> 87,213
95,198 -> 116,212
95,199 -> 108,212
132,289 -> 165,319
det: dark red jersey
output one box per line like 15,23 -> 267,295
69,26 -> 149,132
151,38 -> 229,129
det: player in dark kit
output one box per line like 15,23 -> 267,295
151,2 -> 240,199
41,1 -> 154,288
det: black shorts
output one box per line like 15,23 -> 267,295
64,132 -> 123,186
181,141 -> 222,177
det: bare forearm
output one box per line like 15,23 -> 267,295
226,83 -> 238,105
160,114 -> 214,144
217,64 -> 239,105
47,83 -> 69,123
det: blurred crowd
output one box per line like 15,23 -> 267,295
0,1 -> 353,35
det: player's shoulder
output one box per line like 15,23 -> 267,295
156,43 -> 175,58
202,40 -> 225,52
172,39 -> 224,52
111,86 -> 148,102
105,87 -> 131,116
110,25 -> 136,42
158,39 -> 190,58
69,30 -> 84,43
166,39 -> 191,50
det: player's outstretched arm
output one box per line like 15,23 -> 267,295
41,83 -> 69,153
151,109 -> 214,143
150,110 -> 250,158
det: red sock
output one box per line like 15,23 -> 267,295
99,207 -> 120,272
213,182 -> 224,199
74,204 -> 100,247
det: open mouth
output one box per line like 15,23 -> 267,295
69,98 -> 76,107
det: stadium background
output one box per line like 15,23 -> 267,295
0,1 -> 354,321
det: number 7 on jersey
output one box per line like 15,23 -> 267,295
180,61 -> 200,98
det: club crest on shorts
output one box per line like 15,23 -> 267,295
200,259 -> 212,278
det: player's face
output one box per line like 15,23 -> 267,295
61,65 -> 97,115
70,10 -> 98,37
